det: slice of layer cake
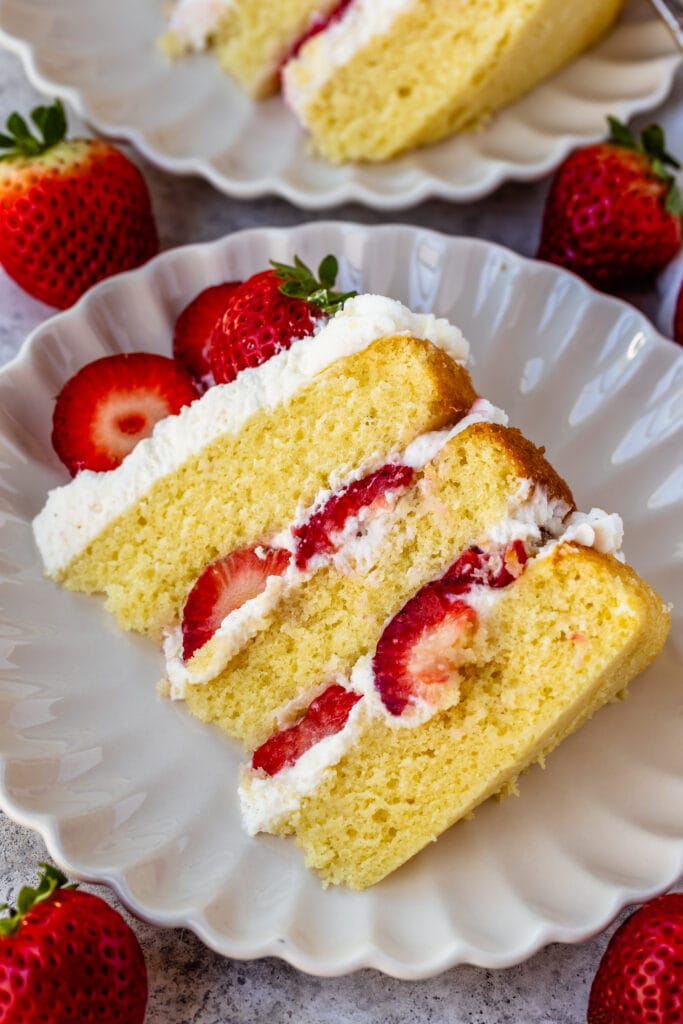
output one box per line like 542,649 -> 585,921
163,0 -> 342,98
33,296 -> 473,636
282,0 -> 623,162
239,530 -> 669,889
32,263 -> 670,892
169,413 -> 575,749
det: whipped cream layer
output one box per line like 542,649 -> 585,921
239,488 -> 626,834
163,398 -> 507,699
33,294 -> 469,577
168,0 -> 234,51
240,690 -> 369,835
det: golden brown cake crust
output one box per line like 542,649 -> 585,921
368,335 -> 479,422
464,422 -> 575,510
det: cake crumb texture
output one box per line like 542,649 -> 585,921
289,0 -> 623,161
186,422 -> 573,747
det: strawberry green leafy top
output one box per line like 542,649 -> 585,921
607,116 -> 683,216
0,99 -> 68,159
0,862 -> 75,936
270,254 -> 357,315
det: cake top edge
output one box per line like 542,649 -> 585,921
32,294 -> 469,575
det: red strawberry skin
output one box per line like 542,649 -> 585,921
0,139 -> 158,309
252,684 -> 362,776
210,270 -> 319,384
280,0 -> 355,69
182,544 -> 291,660
588,893 -> 683,1023
293,463 -> 415,570
173,281 -> 241,389
537,143 -> 682,291
373,582 -> 477,717
374,542 -> 528,716
52,352 -> 199,475
0,887 -> 147,1024
674,281 -> 683,347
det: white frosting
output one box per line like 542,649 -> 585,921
484,478 -> 570,549
163,398 -> 506,697
33,295 -> 469,577
239,692 -> 369,834
555,508 -> 624,556
168,0 -> 234,50
283,0 -> 413,120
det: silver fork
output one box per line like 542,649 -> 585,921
649,0 -> 683,48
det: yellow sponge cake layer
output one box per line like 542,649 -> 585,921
163,0 -> 339,98
184,423 -> 573,747
213,0 -> 339,98
276,546 -> 668,888
55,336 -> 475,636
284,0 -> 623,162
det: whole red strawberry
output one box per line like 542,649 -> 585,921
0,862 -> 147,1023
0,99 -> 158,309
210,254 -> 355,384
587,892 -> 683,1023
173,281 -> 241,389
538,118 -> 682,291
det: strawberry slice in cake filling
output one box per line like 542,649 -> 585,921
162,399 -> 509,698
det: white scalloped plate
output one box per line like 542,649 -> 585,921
0,224 -> 682,977
0,0 -> 679,208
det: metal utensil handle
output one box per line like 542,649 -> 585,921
650,0 -> 683,48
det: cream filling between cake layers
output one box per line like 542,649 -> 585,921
162,398 -> 508,699
33,294 -> 469,579
283,0 -> 411,122
238,501 -> 626,835
168,0 -> 235,51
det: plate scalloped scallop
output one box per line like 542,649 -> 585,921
0,0 -> 680,208
1,223 -> 682,977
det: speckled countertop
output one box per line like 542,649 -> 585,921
0,43 -> 681,1024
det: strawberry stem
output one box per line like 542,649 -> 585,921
607,116 -> 682,217
0,99 -> 68,160
0,862 -> 75,936
270,254 -> 356,314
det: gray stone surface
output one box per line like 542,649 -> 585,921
0,42 -> 681,1024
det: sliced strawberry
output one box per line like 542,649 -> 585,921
52,352 -> 199,476
210,255 -> 355,385
293,463 -> 415,570
373,541 -> 529,717
251,684 -> 362,776
373,582 -> 477,717
182,544 -> 291,661
445,540 -> 528,591
173,281 -> 241,389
